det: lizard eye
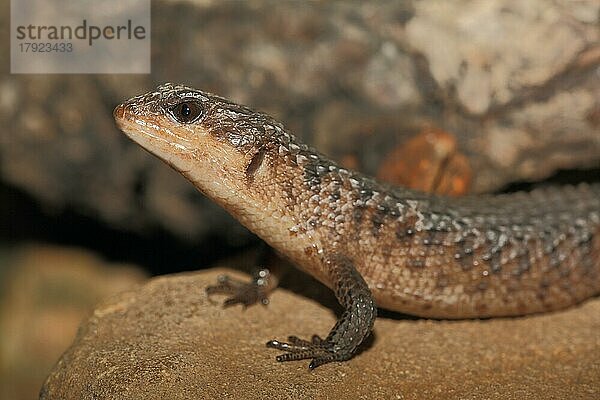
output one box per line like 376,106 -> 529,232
169,100 -> 204,123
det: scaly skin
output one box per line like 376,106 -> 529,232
114,83 -> 600,369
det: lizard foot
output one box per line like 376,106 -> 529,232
205,269 -> 274,307
266,335 -> 347,370
265,256 -> 377,370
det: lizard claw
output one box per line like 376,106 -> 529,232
266,335 -> 343,370
205,270 -> 273,308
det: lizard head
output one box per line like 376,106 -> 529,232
113,83 -> 296,212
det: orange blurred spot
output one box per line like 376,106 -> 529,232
377,128 -> 472,196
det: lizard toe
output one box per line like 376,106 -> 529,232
266,335 -> 343,369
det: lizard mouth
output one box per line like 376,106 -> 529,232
113,101 -> 206,181
113,102 -> 195,152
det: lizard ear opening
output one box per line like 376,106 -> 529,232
169,100 -> 204,124
245,147 -> 267,180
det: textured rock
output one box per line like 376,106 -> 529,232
406,1 -> 598,113
1,1 -> 598,243
42,268 -> 600,400
405,0 -> 600,191
0,245 -> 147,400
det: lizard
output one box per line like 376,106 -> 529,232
113,83 -> 600,369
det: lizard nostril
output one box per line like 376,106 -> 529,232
113,104 -> 135,130
113,104 -> 124,119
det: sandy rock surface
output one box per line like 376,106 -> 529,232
41,268 -> 600,400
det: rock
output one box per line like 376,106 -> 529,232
1,1 -> 598,244
406,1 -> 598,113
41,268 -> 600,399
0,244 -> 147,400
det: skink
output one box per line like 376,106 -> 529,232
114,83 -> 600,369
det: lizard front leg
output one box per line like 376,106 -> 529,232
205,245 -> 279,307
267,255 -> 377,369
205,268 -> 276,307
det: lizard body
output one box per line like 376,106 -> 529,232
114,83 -> 600,368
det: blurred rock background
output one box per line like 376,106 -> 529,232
0,245 -> 147,400
0,1 -> 598,398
